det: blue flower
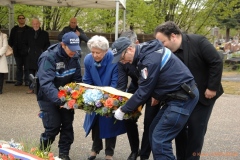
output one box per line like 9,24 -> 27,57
102,107 -> 108,113
103,94 -> 109,99
95,100 -> 102,107
73,104 -> 78,109
113,99 -> 119,106
60,96 -> 66,102
83,89 -> 103,105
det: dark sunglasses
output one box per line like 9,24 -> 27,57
18,17 -> 25,20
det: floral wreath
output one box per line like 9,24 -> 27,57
58,82 -> 142,120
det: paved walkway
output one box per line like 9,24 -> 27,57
0,83 -> 240,160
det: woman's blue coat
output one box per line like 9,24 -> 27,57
83,50 -> 126,138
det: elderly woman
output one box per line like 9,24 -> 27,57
0,27 -> 9,94
83,35 -> 126,160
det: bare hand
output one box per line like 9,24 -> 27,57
205,89 -> 216,99
151,97 -> 159,106
75,30 -> 80,36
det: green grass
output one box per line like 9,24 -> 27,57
0,138 -> 54,160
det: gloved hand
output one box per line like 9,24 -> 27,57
114,107 -> 125,120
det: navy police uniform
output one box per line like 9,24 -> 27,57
37,43 -> 82,156
112,38 -> 199,160
117,62 -> 160,159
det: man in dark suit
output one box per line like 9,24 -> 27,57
154,21 -> 223,160
24,18 -> 50,94
8,15 -> 31,86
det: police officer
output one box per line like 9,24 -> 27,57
37,32 -> 82,160
112,37 -> 199,159
116,30 -> 160,160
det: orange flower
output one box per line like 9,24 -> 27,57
48,152 -> 54,158
112,95 -> 120,99
79,86 -> 85,94
8,154 -> 14,160
104,98 -> 114,108
68,99 -> 76,109
71,90 -> 80,99
1,155 -> 7,160
30,147 -> 37,152
58,90 -> 67,98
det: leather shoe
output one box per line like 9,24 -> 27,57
14,82 -> 22,86
25,81 -> 30,86
105,155 -> 113,160
59,154 -> 71,160
26,90 -> 34,94
127,151 -> 139,160
88,151 -> 97,160
87,155 -> 96,160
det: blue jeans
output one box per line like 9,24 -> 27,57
149,85 -> 199,160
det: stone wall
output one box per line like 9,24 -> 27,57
2,29 -> 155,68
1,29 -> 155,43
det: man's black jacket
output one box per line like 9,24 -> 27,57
58,26 -> 89,44
179,34 -> 224,105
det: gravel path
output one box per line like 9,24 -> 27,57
0,83 -> 239,160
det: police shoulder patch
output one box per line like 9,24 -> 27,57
56,62 -> 65,70
141,67 -> 148,79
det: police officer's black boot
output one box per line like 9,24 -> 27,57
39,140 -> 51,152
39,134 -> 54,152
59,153 -> 71,160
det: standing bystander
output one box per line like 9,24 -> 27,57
154,21 -> 223,160
0,26 -> 9,94
8,15 -> 31,86
24,18 -> 50,94
58,17 -> 89,58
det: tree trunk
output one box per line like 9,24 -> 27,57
226,28 -> 230,42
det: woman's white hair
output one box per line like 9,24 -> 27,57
87,35 -> 109,51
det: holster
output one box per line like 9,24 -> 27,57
166,91 -> 189,101
181,82 -> 196,99
29,74 -> 39,95
152,81 -> 196,102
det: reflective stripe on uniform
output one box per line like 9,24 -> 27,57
56,68 -> 76,78
160,48 -> 171,71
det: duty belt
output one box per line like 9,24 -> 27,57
166,80 -> 196,101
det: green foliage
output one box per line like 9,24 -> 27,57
79,8 -> 117,33
125,0 -> 160,34
0,7 -> 9,29
42,6 -> 81,30
214,0 -> 240,40
215,0 -> 240,28
0,0 -> 239,38
14,5 -> 42,25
